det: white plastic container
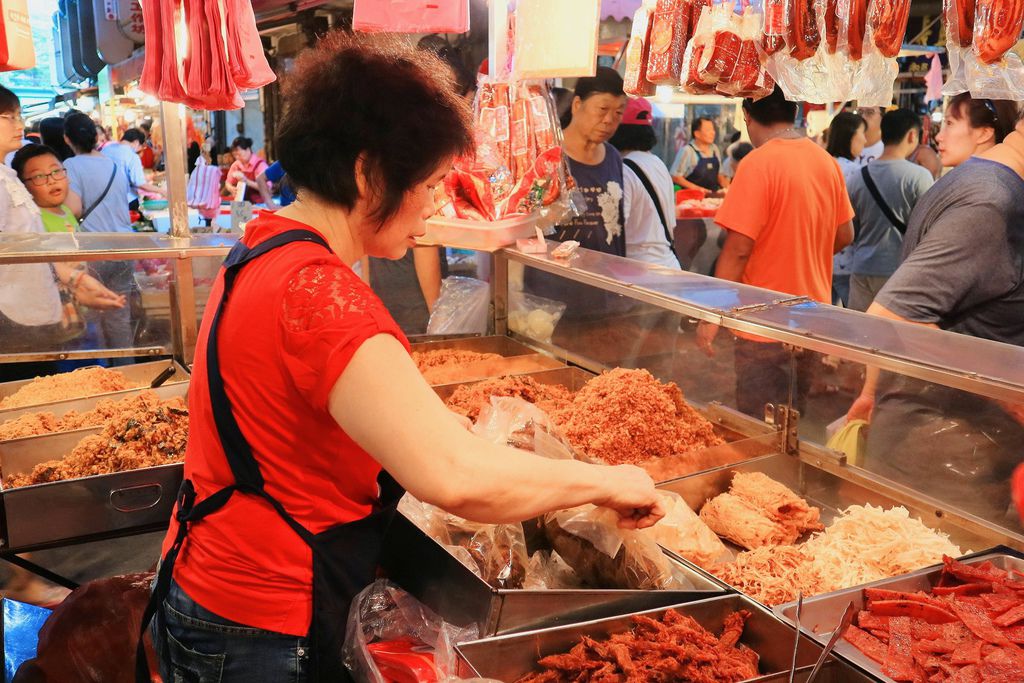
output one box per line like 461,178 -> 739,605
421,215 -> 538,252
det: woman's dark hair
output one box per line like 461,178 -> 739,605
946,93 -> 1019,144
742,85 -> 798,126
730,142 -> 754,163
230,136 -> 253,151
11,144 -> 60,179
276,32 -> 473,226
39,118 -> 75,161
826,112 -> 867,160
0,85 -> 18,115
691,117 -> 714,136
609,124 -> 657,152
63,112 -> 98,153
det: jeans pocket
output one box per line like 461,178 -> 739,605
166,629 -> 226,683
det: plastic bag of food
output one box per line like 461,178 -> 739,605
459,524 -> 529,589
646,0 -> 692,85
398,494 -> 453,546
848,4 -> 902,106
523,550 -> 582,590
716,7 -> 776,98
639,491 -> 732,568
942,0 -> 1024,99
868,0 -> 912,58
625,3 -> 657,95
508,290 -> 566,343
472,396 -> 555,451
788,0 -> 822,60
681,6 -> 720,93
343,579 -> 479,683
426,277 -> 490,336
761,0 -> 788,54
698,3 -> 743,83
542,505 -> 680,590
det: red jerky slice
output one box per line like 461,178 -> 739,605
845,624 -> 888,664
882,617 -> 917,681
870,600 -> 959,624
949,599 -> 1011,645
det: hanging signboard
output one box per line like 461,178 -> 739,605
114,0 -> 144,44
93,0 -> 135,64
57,1 -> 86,82
0,0 -> 35,72
514,0 -> 601,79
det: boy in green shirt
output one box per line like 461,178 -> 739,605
12,144 -> 79,232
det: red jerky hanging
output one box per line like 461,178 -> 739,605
945,0 -> 977,49
869,0 -> 912,58
788,0 -> 821,60
702,8 -> 742,81
762,0 -> 787,54
646,0 -> 691,84
973,0 -> 1024,64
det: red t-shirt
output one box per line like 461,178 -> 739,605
163,214 -> 408,637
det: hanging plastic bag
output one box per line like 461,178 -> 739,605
523,550 -> 582,590
943,0 -> 1024,99
352,0 -> 470,34
624,2 -> 657,96
646,0 -> 693,85
713,6 -> 776,99
186,156 -> 222,212
542,505 -> 684,590
681,6 -> 720,94
343,580 -> 480,683
426,277 -> 490,335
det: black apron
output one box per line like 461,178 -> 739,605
136,229 -> 404,682
684,143 -> 721,192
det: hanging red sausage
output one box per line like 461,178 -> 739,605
789,0 -> 821,61
973,0 -> 1024,64
646,0 -> 691,84
869,0 -> 912,58
762,0 -> 788,54
945,0 -> 978,48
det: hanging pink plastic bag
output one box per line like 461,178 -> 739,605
186,156 -> 223,213
352,0 -> 470,34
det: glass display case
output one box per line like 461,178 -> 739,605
499,242 -> 1024,550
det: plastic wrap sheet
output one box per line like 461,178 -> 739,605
4,600 -> 51,683
344,579 -> 485,683
426,277 -> 491,335
508,290 -> 566,344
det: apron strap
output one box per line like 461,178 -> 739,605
136,229 -> 329,683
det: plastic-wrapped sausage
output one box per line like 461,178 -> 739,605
848,0 -> 868,59
762,0 -> 788,54
869,0 -> 912,58
789,0 -> 821,60
646,0 -> 691,85
703,9 -> 743,81
973,0 -> 1024,64
825,0 -> 840,53
945,0 -> 977,48
624,5 -> 656,95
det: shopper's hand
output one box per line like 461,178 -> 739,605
598,465 -> 665,530
232,171 -> 246,181
75,275 -> 126,310
846,394 -> 875,424
695,320 -> 719,357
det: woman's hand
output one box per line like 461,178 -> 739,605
595,465 -> 665,530
846,393 -> 875,423
74,274 -> 126,310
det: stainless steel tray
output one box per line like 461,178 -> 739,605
455,594 -> 875,682
0,381 -> 190,442
0,360 -> 189,419
410,336 -> 545,358
657,454 -> 1000,606
0,383 -> 188,550
773,551 -> 1022,683
380,511 -> 725,637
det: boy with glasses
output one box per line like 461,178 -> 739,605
12,144 -> 78,233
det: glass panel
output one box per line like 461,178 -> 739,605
799,346 -> 1024,535
1,258 -> 174,361
189,255 -> 224,329
516,264 -> 798,421
0,232 -> 236,261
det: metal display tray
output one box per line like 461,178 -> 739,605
657,453 -> 1001,607
773,551 -> 1023,683
0,359 -> 189,420
411,336 -> 565,386
433,366 -> 781,483
380,511 -> 725,638
0,382 -> 189,551
455,594 -> 876,682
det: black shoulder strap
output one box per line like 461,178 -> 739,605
624,158 -> 681,266
861,165 -> 907,235
79,162 -> 118,225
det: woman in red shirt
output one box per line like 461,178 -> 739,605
140,34 -> 664,683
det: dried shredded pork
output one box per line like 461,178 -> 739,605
0,367 -> 143,409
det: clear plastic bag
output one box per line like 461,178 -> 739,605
472,396 -> 554,450
508,290 -> 566,343
542,505 -> 681,590
343,579 -> 479,683
624,3 -> 657,96
646,0 -> 692,85
426,277 -> 491,335
682,6 -> 719,93
639,491 -> 733,568
943,0 -> 1024,99
523,550 -> 582,590
716,7 -> 776,99
460,524 -> 530,589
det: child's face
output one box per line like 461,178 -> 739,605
21,154 -> 68,209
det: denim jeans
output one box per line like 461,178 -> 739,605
153,579 -> 310,682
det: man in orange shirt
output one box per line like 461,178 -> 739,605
697,87 -> 854,417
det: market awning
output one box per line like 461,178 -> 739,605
601,0 -> 641,21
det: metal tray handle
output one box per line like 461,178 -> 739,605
110,483 -> 164,513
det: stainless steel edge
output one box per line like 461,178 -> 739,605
499,249 -> 1024,404
0,347 -> 168,364
0,244 -> 233,263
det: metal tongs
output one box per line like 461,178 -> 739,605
788,592 -> 803,683
804,601 -> 856,683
